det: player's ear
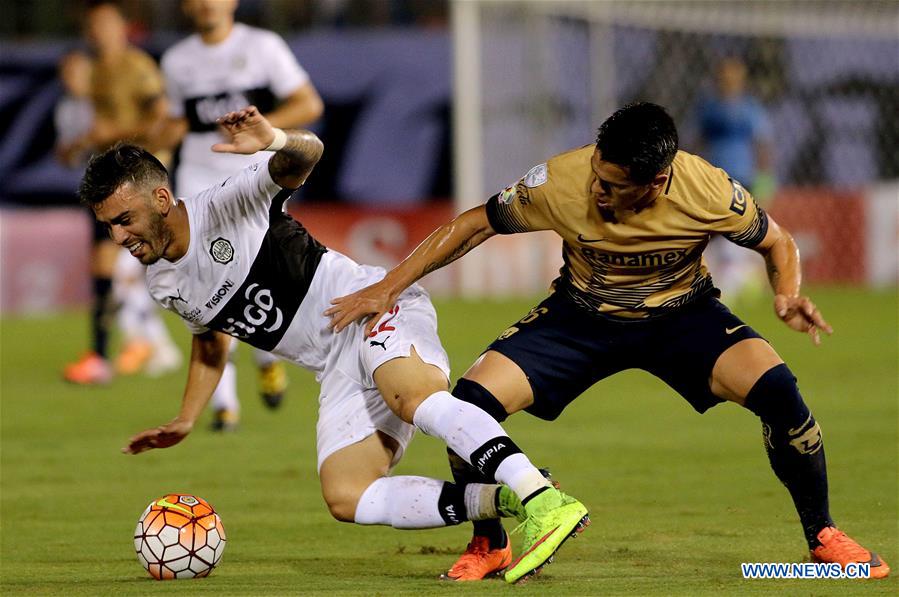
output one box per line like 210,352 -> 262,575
649,169 -> 669,191
153,185 -> 174,215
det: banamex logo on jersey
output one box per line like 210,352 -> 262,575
210,238 -> 234,264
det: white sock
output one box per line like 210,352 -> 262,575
211,361 -> 239,413
353,476 -> 502,528
464,483 -> 499,521
354,476 -> 447,529
412,391 -> 550,501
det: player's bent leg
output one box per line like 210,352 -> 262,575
375,350 -> 589,583
439,364 -> 532,579
711,339 -> 889,578
320,431 -> 398,522
321,431 -> 510,533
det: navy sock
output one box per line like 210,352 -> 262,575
91,277 -> 114,359
744,364 -> 833,548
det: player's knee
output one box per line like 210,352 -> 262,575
743,363 -> 805,420
321,484 -> 363,523
387,378 -> 449,423
451,378 -> 509,422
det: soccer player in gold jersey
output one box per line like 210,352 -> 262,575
327,102 -> 889,580
63,0 -> 172,385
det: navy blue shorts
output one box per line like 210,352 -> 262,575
485,291 -> 764,420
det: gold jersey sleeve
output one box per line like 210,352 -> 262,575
485,147 -> 769,319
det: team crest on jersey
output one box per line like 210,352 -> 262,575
210,238 -> 234,264
729,178 -> 748,216
523,163 -> 547,188
498,186 -> 515,204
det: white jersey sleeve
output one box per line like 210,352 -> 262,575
259,31 -> 310,98
208,155 -> 285,220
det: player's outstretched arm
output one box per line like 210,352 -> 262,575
122,331 -> 231,455
211,105 -> 323,189
752,215 -> 833,345
326,205 -> 496,335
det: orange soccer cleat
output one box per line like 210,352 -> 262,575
440,534 -> 512,581
115,340 -> 153,375
63,352 -> 113,385
811,526 -> 890,579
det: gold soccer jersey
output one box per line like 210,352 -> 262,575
91,47 -> 164,149
485,147 -> 768,318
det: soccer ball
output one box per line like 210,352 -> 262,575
133,493 -> 226,580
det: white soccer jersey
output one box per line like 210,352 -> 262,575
145,158 -> 449,382
161,23 -> 310,196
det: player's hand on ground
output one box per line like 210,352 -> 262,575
325,281 -> 396,336
211,105 -> 274,155
774,294 -> 833,345
122,417 -> 194,455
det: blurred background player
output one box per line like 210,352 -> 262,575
696,57 -> 776,303
62,0 -> 181,384
54,51 -> 94,169
155,0 -> 325,429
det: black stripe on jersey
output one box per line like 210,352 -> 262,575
485,193 -> 529,234
184,87 -> 277,132
724,204 -> 769,248
206,189 -> 327,351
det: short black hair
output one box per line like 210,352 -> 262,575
79,143 -> 169,207
595,102 -> 679,184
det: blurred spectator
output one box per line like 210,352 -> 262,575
153,0 -> 324,430
62,0 -> 180,385
54,51 -> 94,168
696,57 -> 775,303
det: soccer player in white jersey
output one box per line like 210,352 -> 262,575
154,0 -> 325,425
82,106 -> 589,583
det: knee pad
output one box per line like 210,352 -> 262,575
451,378 -> 509,423
743,363 -> 804,420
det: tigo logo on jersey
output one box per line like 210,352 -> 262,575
210,238 -> 234,264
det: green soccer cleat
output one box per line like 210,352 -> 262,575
497,469 -> 562,523
504,488 -> 590,584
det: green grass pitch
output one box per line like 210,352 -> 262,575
1,287 -> 896,595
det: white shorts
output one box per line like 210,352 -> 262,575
305,253 -> 451,472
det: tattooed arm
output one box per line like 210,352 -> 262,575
325,205 -> 497,335
752,215 -> 832,344
212,105 -> 324,189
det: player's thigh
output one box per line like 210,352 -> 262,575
319,431 -> 399,521
640,297 -> 769,413
474,292 -> 621,421
366,289 -> 451,422
710,338 -> 783,405
461,350 -> 535,414
373,347 -> 449,422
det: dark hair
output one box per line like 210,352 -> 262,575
594,102 -> 679,184
85,0 -> 124,11
79,143 -> 169,207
